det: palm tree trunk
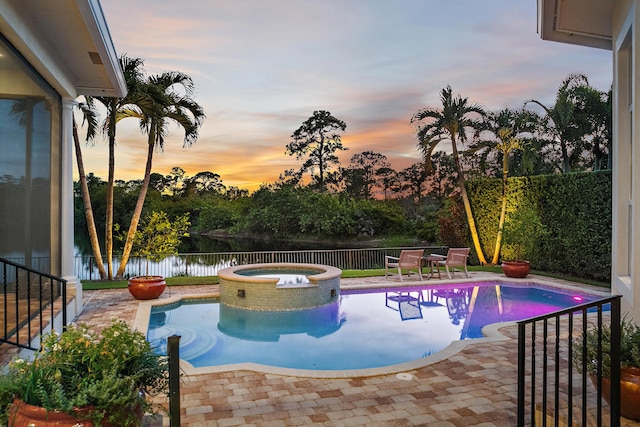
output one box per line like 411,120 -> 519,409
560,140 -> 571,173
452,137 -> 488,265
116,136 -> 155,279
106,111 -> 116,280
458,179 -> 488,265
491,157 -> 509,265
73,118 -> 107,279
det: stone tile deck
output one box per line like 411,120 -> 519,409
75,273 -> 634,426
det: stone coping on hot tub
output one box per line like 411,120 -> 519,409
219,263 -> 342,283
217,263 -> 342,311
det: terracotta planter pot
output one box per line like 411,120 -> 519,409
128,275 -> 166,300
501,261 -> 531,278
592,366 -> 640,421
10,399 -> 81,426
9,399 -> 95,427
9,398 -> 143,427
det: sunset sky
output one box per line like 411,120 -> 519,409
77,0 -> 613,192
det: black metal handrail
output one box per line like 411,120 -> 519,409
74,246 -> 449,280
517,295 -> 621,426
0,257 -> 67,351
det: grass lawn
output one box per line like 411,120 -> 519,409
82,265 -> 609,290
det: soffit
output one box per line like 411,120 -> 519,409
0,0 -> 125,97
537,0 -> 614,50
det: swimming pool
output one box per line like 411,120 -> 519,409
146,281 -> 608,373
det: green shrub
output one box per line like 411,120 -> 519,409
573,318 -> 640,376
467,170 -> 611,281
0,320 -> 168,426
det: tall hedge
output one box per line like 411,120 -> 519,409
466,170 -> 612,282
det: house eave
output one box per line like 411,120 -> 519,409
537,0 -> 614,51
0,0 -> 125,98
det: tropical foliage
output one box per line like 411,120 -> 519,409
123,211 -> 190,276
0,320 -> 168,426
573,318 -> 640,376
411,85 -> 488,264
526,73 -> 611,173
469,108 -> 537,264
93,56 -> 147,280
74,56 -> 205,280
73,96 -> 107,278
74,72 -> 612,280
115,70 -> 205,278
466,170 -> 611,281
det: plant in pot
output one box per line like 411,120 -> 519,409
0,320 -> 168,426
573,318 -> 640,421
124,211 -> 190,300
500,202 -> 545,278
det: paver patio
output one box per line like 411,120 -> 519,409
73,273 -> 639,426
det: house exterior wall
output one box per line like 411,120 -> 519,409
0,1 -> 124,319
537,0 -> 640,319
0,35 -> 80,317
612,0 -> 640,319
0,38 -> 62,271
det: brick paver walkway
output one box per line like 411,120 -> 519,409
74,274 -> 633,426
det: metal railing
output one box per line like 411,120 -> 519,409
517,295 -> 621,426
0,257 -> 67,350
167,335 -> 181,427
74,246 -> 448,280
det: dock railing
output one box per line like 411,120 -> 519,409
517,295 -> 621,426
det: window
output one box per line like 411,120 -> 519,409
0,35 -> 61,273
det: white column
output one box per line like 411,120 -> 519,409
60,98 -> 82,317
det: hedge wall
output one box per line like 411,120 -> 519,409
466,170 -> 612,282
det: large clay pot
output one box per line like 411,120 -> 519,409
9,399 -> 142,427
128,275 -> 166,300
501,261 -> 531,278
9,399 -> 94,427
593,366 -> 640,421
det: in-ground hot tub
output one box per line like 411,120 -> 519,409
217,263 -> 342,311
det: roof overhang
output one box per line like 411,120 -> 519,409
0,0 -> 126,98
537,0 -> 614,51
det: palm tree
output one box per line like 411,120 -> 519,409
115,71 -> 205,278
572,84 -> 612,171
468,108 -> 536,265
526,73 -> 591,173
73,97 -> 107,279
94,56 -> 146,279
411,85 -> 488,264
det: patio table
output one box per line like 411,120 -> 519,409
422,255 -> 442,279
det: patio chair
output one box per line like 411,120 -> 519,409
384,249 -> 424,281
430,248 -> 470,279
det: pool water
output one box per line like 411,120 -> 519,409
147,282 -> 605,371
235,268 -> 320,284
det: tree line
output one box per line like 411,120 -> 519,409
75,67 -> 611,278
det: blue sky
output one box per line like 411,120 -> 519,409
81,0 -> 613,191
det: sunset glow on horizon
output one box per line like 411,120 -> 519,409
75,0 -> 613,193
